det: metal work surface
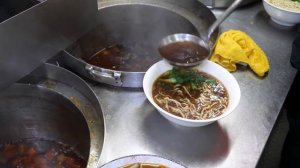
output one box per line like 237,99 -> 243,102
0,0 -> 97,91
91,1 -> 297,167
198,0 -> 259,8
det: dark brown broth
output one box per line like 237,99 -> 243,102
152,69 -> 228,120
0,139 -> 86,168
159,41 -> 209,64
86,44 -> 154,72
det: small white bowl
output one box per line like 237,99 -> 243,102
263,0 -> 300,26
143,60 -> 241,127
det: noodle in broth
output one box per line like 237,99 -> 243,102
152,68 -> 229,120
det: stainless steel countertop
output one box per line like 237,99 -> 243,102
93,2 -> 298,167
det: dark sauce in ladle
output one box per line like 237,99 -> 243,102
159,41 -> 209,65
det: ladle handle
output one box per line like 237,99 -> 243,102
207,0 -> 244,39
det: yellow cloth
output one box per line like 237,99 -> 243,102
209,29 -> 270,77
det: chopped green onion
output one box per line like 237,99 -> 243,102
159,67 -> 216,89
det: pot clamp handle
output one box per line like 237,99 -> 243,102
85,65 -> 123,86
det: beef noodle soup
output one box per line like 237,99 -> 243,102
152,67 -> 229,120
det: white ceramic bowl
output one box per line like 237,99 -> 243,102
101,154 -> 186,168
143,60 -> 241,127
263,0 -> 300,26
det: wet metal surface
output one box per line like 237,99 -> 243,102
0,0 -> 97,91
91,1 -> 297,168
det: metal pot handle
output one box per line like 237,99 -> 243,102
85,65 -> 122,86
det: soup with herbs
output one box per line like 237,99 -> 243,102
152,67 -> 229,120
267,0 -> 300,12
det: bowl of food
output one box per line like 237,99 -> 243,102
100,154 -> 186,168
143,60 -> 241,127
263,0 -> 300,26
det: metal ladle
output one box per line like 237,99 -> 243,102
158,0 -> 244,67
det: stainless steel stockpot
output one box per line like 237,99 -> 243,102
62,0 -> 218,88
0,63 -> 105,168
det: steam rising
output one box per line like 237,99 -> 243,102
69,4 -> 199,71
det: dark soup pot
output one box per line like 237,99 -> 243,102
62,0 -> 218,88
0,63 -> 105,168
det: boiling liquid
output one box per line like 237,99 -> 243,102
86,44 -> 154,72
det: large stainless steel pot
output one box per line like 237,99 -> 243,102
62,0 -> 218,88
0,63 -> 105,168
199,0 -> 259,8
